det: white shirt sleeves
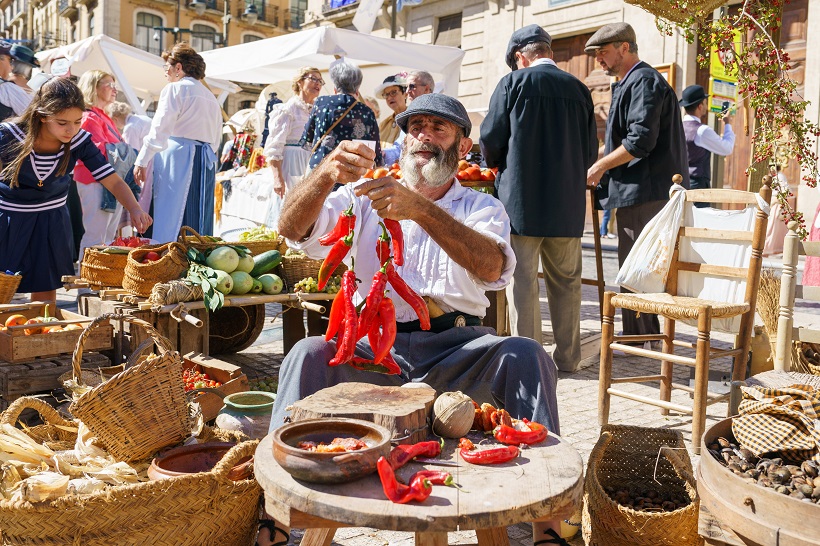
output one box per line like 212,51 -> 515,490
136,84 -> 177,167
695,122 -> 735,157
0,81 -> 32,116
263,104 -> 291,162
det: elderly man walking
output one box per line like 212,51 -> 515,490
585,22 -> 689,338
480,24 -> 598,372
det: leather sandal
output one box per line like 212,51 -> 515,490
533,528 -> 571,546
255,519 -> 289,546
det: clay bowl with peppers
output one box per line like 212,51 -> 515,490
272,418 -> 392,484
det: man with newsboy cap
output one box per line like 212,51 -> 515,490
480,24 -> 597,374
585,22 -> 689,338
680,84 -> 735,207
267,92 -> 565,543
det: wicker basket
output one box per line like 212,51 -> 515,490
0,271 -> 22,304
122,242 -> 188,298
80,246 -> 129,287
69,314 -> 191,461
231,236 -> 285,256
791,340 -> 820,375
280,253 -> 324,291
582,424 -> 701,546
178,225 -> 232,252
0,397 -> 261,546
624,0 -> 726,23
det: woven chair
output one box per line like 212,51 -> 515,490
599,175 -> 772,454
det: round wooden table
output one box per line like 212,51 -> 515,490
255,432 -> 584,546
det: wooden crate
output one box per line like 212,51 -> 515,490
0,352 -> 110,407
183,352 -> 248,421
0,304 -> 113,363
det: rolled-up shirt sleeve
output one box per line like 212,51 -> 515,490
462,199 -> 517,291
622,79 -> 662,159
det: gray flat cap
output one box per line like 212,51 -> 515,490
505,24 -> 552,71
584,22 -> 637,53
395,93 -> 471,135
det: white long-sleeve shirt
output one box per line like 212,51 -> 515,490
135,77 -> 222,167
0,80 -> 31,119
683,114 -> 735,156
262,96 -> 312,161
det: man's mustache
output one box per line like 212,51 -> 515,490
409,142 -> 444,158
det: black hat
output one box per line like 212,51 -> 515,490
584,23 -> 637,53
395,93 -> 471,135
680,85 -> 708,108
505,24 -> 552,71
374,74 -> 408,98
9,44 -> 39,68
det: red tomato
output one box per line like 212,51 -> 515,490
144,251 -> 161,261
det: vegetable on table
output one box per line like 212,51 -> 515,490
459,444 -> 519,465
376,456 -> 432,504
493,419 -> 548,446
409,470 -> 454,486
388,440 -> 442,470
249,250 -> 282,277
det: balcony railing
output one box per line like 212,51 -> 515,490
322,0 -> 358,13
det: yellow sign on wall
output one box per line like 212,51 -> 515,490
709,29 -> 742,83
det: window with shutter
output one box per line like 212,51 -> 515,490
435,14 -> 461,49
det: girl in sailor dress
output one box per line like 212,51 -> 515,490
0,77 -> 152,303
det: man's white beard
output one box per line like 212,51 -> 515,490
399,140 -> 460,189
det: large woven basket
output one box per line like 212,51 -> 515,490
232,236 -> 286,256
280,252 -> 346,292
0,397 -> 261,546
80,247 -> 129,287
582,424 -> 701,546
0,271 -> 21,304
791,340 -> 820,376
178,225 -> 231,252
624,0 -> 726,23
69,314 -> 191,461
122,242 -> 188,297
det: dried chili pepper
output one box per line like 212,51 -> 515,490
493,420 -> 548,446
388,440 -> 442,470
328,270 -> 357,367
319,204 -> 355,246
376,222 -> 391,267
459,445 -> 519,465
386,263 -> 430,330
357,263 -> 389,340
409,470 -> 454,486
373,297 -> 396,364
377,457 -> 433,504
383,219 -> 404,266
324,288 -> 346,342
318,232 -> 353,291
348,356 -> 400,375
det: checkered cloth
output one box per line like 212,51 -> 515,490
731,384 -> 820,463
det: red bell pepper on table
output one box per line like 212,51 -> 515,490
376,457 -> 432,504
493,419 -> 548,445
388,440 -> 442,470
385,263 -> 430,331
318,232 -> 353,291
459,444 -> 519,465
409,470 -> 454,486
319,204 -> 355,246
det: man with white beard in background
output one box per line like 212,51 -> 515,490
262,92 -> 566,546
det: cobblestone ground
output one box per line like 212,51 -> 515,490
53,237 -> 817,546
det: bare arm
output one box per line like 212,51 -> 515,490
278,141 -> 376,241
587,145 -> 636,185
98,173 -> 153,233
269,159 -> 286,198
355,177 -> 504,282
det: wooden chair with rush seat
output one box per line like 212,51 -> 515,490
598,175 -> 772,453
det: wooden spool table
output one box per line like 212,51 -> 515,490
255,433 -> 584,546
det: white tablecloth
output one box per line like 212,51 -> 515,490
215,168 -> 281,236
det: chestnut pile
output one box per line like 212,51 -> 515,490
707,437 -> 820,503
604,486 -> 692,512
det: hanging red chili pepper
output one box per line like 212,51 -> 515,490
373,297 -> 397,364
376,222 -> 391,267
409,470 -> 454,486
376,457 -> 433,504
318,232 -> 353,291
328,270 -> 358,367
493,420 -> 548,445
383,219 -> 404,266
357,263 -> 389,340
348,356 -> 400,375
385,264 -> 430,330
388,440 -> 442,470
324,289 -> 346,342
459,445 -> 519,465
319,204 -> 356,246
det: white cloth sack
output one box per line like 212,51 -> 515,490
615,184 -> 687,293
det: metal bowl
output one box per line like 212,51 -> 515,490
272,418 -> 392,484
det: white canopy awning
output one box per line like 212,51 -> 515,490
35,35 -> 241,116
199,26 -> 465,99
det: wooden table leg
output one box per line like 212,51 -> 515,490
476,527 -> 511,546
282,306 -> 306,355
415,531 -> 448,546
300,528 -> 336,546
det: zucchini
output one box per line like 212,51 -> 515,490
250,250 -> 282,277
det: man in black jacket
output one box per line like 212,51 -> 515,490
585,22 -> 689,337
480,25 -> 598,373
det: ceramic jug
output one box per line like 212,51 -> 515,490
213,391 -> 277,439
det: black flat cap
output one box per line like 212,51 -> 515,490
680,84 -> 708,108
395,93 -> 471,135
505,24 -> 552,71
584,22 -> 637,53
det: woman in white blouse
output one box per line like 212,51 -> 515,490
133,43 -> 222,242
263,67 -> 322,200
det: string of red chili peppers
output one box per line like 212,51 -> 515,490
320,205 -> 432,374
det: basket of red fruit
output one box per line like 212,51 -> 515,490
80,236 -> 151,288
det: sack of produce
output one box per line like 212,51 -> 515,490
68,314 -> 191,461
0,396 -> 260,546
122,242 -> 188,297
